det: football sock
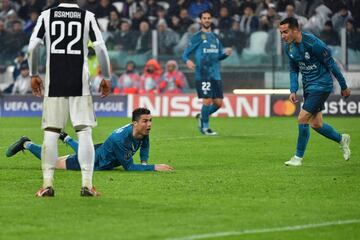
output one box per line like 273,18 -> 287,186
42,131 -> 59,188
201,105 -> 211,129
313,123 -> 342,143
201,104 -> 219,129
295,124 -> 310,158
26,142 -> 41,160
65,137 -> 79,153
77,127 -> 94,189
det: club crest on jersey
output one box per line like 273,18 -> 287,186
304,52 -> 310,60
201,33 -> 207,43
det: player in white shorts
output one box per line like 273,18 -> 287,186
28,0 -> 111,197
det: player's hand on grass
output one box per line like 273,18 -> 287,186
224,48 -> 232,56
341,88 -> 351,99
186,60 -> 195,70
155,164 -> 174,171
289,93 -> 298,103
31,75 -> 43,97
99,79 -> 111,98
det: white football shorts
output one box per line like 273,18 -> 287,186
41,96 -> 97,130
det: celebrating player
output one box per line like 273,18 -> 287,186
28,0 -> 111,196
182,10 -> 232,136
279,17 -> 351,166
6,108 -> 174,172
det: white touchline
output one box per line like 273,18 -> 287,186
167,219 -> 360,240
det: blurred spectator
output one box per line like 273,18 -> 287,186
43,0 -> 60,11
0,19 -> 9,63
188,0 -> 210,20
346,19 -> 360,51
0,65 -> 13,93
12,61 -> 31,95
265,19 -> 281,54
157,19 -> 179,55
18,0 -> 45,20
116,60 -> 141,94
319,20 -> 340,46
296,0 -> 323,18
168,0 -> 190,17
94,0 -> 117,18
152,6 -> 170,29
212,0 -> 238,17
303,4 -> 332,35
279,4 -> 307,27
84,0 -> 98,14
131,8 -> 147,31
135,21 -> 152,54
5,20 -> 28,61
169,8 -> 193,36
218,5 -> 233,30
107,9 -> 120,32
323,0 -> 346,14
239,5 -> 259,34
24,8 -> 40,36
140,58 -> 162,94
276,0 -> 295,12
332,4 -> 353,32
0,0 -> 17,19
220,20 -> 247,54
239,0 -> 258,17
259,3 -> 280,31
12,51 -> 27,81
121,0 -> 145,19
146,0 -> 161,22
350,0 -> 360,29
174,22 -> 199,54
160,60 -> 188,93
107,20 -> 137,52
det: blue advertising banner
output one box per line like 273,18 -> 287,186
0,95 -> 127,117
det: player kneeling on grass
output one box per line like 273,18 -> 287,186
6,108 -> 173,172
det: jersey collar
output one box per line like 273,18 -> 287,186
58,3 -> 79,8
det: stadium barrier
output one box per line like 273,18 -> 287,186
0,94 -> 359,117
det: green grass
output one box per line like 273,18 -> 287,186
0,117 -> 359,240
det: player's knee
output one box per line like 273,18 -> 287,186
214,102 -> 222,108
44,127 -> 61,133
75,125 -> 91,133
311,122 -> 322,130
297,116 -> 308,124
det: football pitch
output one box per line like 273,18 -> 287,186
0,117 -> 359,240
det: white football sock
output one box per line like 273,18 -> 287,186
42,131 -> 59,188
76,127 -> 95,189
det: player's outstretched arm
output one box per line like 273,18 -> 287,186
154,164 -> 174,172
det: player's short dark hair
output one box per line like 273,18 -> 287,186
279,17 -> 299,29
199,10 -> 212,19
132,108 -> 151,122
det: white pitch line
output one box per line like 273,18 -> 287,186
153,134 -> 266,141
167,219 -> 360,240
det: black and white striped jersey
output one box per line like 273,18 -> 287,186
29,3 -> 110,97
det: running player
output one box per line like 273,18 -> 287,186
279,17 -> 351,166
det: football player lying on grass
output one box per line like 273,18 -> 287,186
6,108 -> 174,172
